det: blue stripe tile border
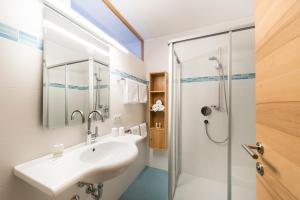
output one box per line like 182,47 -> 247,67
0,22 -> 43,50
0,22 -> 18,41
48,83 -> 110,90
19,31 -> 38,48
181,73 -> 255,83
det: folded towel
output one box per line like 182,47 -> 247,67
156,100 -> 162,105
152,104 -> 159,112
138,83 -> 147,103
139,123 -> 147,138
158,104 -> 165,111
152,100 -> 165,112
122,79 -> 139,104
130,126 -> 140,135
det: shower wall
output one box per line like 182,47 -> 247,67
180,39 -> 229,185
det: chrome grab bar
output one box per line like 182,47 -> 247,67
242,142 -> 264,159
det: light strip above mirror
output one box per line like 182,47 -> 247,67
43,0 -> 129,54
44,20 -> 109,56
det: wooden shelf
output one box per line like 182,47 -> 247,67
148,72 -> 168,150
149,91 -> 166,93
150,110 -> 165,112
149,128 -> 165,130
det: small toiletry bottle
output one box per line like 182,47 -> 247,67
119,127 -> 125,136
158,122 -> 162,128
155,122 -> 158,128
52,144 -> 64,158
112,127 -> 118,137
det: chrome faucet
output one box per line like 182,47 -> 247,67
71,110 -> 85,123
87,110 -> 104,144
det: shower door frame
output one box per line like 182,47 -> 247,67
168,24 -> 255,200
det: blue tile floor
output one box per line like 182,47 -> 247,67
119,166 -> 168,200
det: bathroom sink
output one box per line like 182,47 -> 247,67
14,135 -> 143,197
80,141 -> 132,164
79,141 -> 138,182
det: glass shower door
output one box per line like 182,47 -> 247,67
231,28 -> 256,200
168,44 -> 182,200
169,32 -> 230,200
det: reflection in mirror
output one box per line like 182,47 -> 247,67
68,62 -> 89,126
47,66 -> 66,128
93,63 -> 110,119
43,7 -> 110,129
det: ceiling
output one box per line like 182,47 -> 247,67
109,0 -> 254,39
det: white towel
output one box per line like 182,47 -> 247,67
122,79 -> 139,104
130,126 -> 140,135
139,123 -> 147,138
151,100 -> 165,112
138,83 -> 148,103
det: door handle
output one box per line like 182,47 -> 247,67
242,142 -> 264,159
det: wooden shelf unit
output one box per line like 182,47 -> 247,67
148,72 -> 168,149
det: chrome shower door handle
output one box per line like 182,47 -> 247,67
242,142 -> 264,159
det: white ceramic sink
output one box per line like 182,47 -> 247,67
14,135 -> 145,197
79,141 -> 138,183
80,141 -> 131,164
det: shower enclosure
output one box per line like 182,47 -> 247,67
168,26 -> 256,200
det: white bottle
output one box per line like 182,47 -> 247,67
119,127 -> 125,136
112,127 -> 119,137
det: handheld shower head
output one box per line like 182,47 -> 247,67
208,56 -> 218,61
94,73 -> 101,81
209,56 -> 222,69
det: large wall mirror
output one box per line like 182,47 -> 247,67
43,7 -> 110,128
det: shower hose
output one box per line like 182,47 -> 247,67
204,120 -> 228,144
203,64 -> 229,144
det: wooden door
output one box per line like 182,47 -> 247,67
256,0 -> 300,199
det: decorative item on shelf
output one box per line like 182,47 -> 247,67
151,99 -> 165,112
155,122 -> 162,128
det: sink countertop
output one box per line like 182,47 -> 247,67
14,134 -> 146,197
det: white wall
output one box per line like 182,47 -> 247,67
0,0 -> 148,200
144,17 -> 254,171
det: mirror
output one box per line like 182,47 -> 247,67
43,7 -> 110,128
